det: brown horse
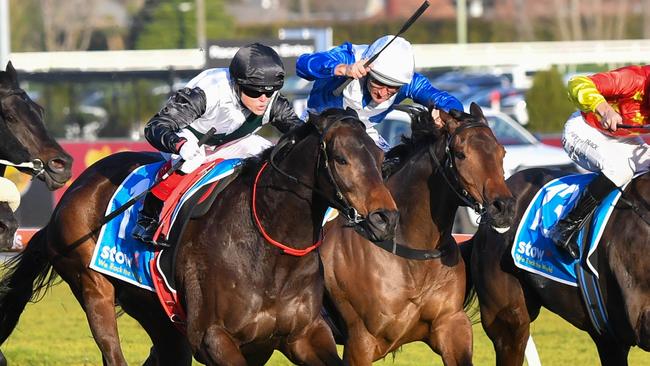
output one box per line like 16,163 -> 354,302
469,168 -> 650,365
0,108 -> 398,365
319,103 -> 515,365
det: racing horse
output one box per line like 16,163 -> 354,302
0,61 -> 72,189
468,167 -> 650,365
0,108 -> 398,365
320,103 -> 515,365
0,61 -> 73,249
0,61 -> 72,366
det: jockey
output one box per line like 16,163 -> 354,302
0,177 -> 21,212
132,43 -> 303,247
549,65 -> 650,258
296,35 -> 463,151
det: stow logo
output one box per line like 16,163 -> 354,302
517,241 -> 545,261
100,246 -> 132,266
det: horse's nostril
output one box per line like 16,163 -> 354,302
368,210 -> 399,231
48,158 -> 67,173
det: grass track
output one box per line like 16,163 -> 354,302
2,282 -> 649,365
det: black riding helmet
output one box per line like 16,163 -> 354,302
229,43 -> 285,93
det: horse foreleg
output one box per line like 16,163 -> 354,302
76,272 -> 128,366
340,326 -> 377,366
283,318 -> 342,366
427,311 -> 473,366
190,324 -> 246,366
592,335 -> 629,366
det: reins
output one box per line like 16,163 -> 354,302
369,119 -> 490,261
252,116 -> 367,256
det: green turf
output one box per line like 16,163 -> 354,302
2,282 -> 649,365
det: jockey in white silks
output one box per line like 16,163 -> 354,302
132,43 -> 303,247
296,35 -> 463,151
0,177 -> 20,212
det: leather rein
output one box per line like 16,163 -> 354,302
252,116 -> 367,256
371,120 -> 489,260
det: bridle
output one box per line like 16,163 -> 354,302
251,115 -> 370,256
370,118 -> 492,261
268,116 -> 368,224
0,88 -> 46,177
431,120 -> 490,217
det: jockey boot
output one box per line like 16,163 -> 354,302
548,173 -> 616,259
132,192 -> 169,247
382,156 -> 401,178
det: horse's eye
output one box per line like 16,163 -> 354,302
455,152 -> 466,160
334,156 -> 348,165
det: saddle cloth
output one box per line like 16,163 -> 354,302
511,173 -> 625,287
90,158 -> 240,291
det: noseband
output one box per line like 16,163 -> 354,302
0,88 -> 46,177
431,121 -> 490,217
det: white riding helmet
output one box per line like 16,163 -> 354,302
364,35 -> 415,87
0,177 -> 21,212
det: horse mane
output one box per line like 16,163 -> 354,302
384,113 -> 442,177
238,121 -> 317,183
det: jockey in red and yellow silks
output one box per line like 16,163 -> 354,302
548,65 -> 650,259
568,65 -> 650,137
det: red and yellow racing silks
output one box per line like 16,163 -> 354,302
568,65 -> 650,136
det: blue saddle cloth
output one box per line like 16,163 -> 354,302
90,158 -> 240,291
511,173 -> 624,287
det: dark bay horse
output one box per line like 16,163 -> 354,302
0,61 -> 73,366
0,61 -> 73,249
319,103 -> 515,365
0,61 -> 72,189
0,108 -> 398,365
469,167 -> 650,365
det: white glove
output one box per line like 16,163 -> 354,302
178,139 -> 205,174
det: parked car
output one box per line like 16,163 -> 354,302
375,106 -> 578,234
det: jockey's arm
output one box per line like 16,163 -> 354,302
296,43 -> 356,81
406,73 -> 464,113
269,94 -> 304,133
144,87 -> 207,154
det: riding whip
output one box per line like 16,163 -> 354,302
332,0 -> 430,97
617,124 -> 650,130
100,127 -> 216,225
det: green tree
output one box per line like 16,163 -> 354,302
134,0 -> 234,49
526,67 -> 576,133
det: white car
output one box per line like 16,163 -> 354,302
375,107 -> 578,234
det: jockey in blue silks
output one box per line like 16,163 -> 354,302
296,35 -> 463,151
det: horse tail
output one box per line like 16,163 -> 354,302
459,237 -> 480,324
0,227 -> 57,344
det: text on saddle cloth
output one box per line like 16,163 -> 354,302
89,158 -> 240,291
511,173 -> 625,287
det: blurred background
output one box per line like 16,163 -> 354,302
3,0 -> 650,231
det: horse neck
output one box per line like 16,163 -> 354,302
255,139 -> 325,247
388,149 -> 460,249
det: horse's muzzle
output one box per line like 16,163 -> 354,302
485,196 -> 516,233
355,209 -> 399,243
0,205 -> 18,251
42,155 -> 73,190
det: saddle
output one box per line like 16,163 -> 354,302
151,163 -> 242,331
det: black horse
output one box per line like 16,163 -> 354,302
0,61 -> 73,250
469,167 -> 650,365
0,62 -> 73,366
0,108 -> 398,365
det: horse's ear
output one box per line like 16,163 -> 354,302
6,61 -> 17,82
469,102 -> 487,123
439,108 -> 462,132
308,111 -> 327,133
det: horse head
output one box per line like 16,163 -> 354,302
0,61 -> 73,190
398,102 -> 515,232
281,107 -> 398,243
